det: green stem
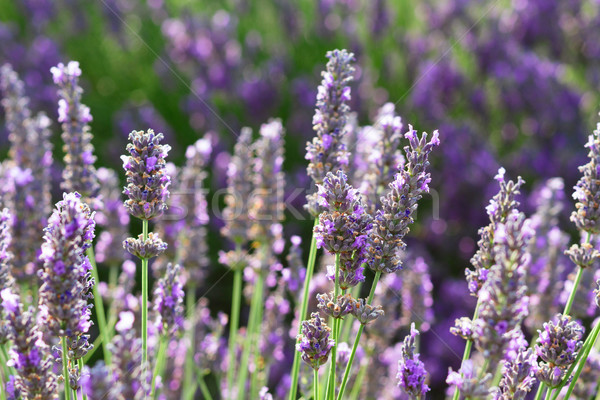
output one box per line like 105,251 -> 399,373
236,271 -> 264,400
563,266 -> 584,316
288,219 -> 319,400
451,298 -> 482,400
183,283 -> 197,400
150,335 -> 168,399
250,271 -> 267,399
562,320 -> 600,400
78,358 -> 87,400
0,344 -> 12,384
141,219 -> 149,385
326,253 -> 341,400
534,384 -> 545,400
335,270 -> 381,400
226,258 -> 243,398
86,247 -> 111,366
314,368 -> 319,400
348,360 -> 367,400
62,337 -> 72,400
562,232 -> 592,316
544,389 -> 553,400
197,374 -> 214,400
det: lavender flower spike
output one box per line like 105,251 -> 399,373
535,314 -> 584,388
0,208 -> 15,293
154,263 -> 185,337
493,347 -> 537,400
466,168 -> 525,295
51,61 -> 100,203
38,192 -> 95,339
397,323 -> 430,399
221,128 -> 254,246
305,49 -> 355,216
121,129 -> 171,221
367,128 -> 439,273
1,288 -> 58,400
38,192 -> 95,389
571,120 -> 600,234
296,312 -> 335,370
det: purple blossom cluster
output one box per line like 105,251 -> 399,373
396,324 -> 430,399
296,312 -> 334,370
1,289 -> 58,400
153,263 -> 185,337
51,61 -> 99,204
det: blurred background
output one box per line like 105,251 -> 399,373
1,0 -> 600,396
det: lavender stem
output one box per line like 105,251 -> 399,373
141,219 -> 149,386
288,219 -> 319,400
197,373 -> 214,400
451,298 -> 482,400
326,253 -> 341,400
87,247 -> 111,365
236,269 -> 265,400
336,270 -> 381,400
62,336 -> 72,400
150,335 -> 168,399
183,283 -> 197,400
226,261 -> 242,397
314,368 -> 319,400
78,359 -> 87,400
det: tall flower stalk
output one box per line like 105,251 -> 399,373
38,193 -> 95,398
121,129 -> 171,387
290,48 -> 356,400
337,128 -> 439,400
221,127 -> 254,399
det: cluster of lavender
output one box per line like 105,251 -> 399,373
0,64 -> 53,282
51,61 -> 100,205
305,49 -> 354,216
38,192 -> 95,390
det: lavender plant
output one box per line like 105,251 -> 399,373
289,48 -> 356,400
121,128 -> 171,389
38,192 -> 95,399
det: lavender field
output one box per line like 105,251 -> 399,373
1,0 -> 600,399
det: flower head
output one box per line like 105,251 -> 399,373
38,192 -> 95,340
535,314 -> 584,388
154,263 -> 185,337
397,324 -> 429,399
296,312 -> 335,370
52,61 -> 99,203
305,49 -> 355,216
367,129 -> 439,273
122,129 -> 171,220
571,121 -> 600,233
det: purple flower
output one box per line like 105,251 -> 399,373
305,49 -> 355,216
446,360 -> 493,399
397,324 -> 429,399
467,168 -> 525,295
296,312 -> 334,370
571,121 -> 600,233
38,192 -> 95,339
0,64 -> 53,282
122,129 -> 171,220
153,263 -> 185,336
471,211 -> 533,371
367,129 -> 439,273
535,314 -> 584,388
249,119 -> 285,249
494,347 -> 537,400
221,128 -> 254,245
1,288 -> 58,400
314,171 -> 372,290
123,232 -> 167,260
52,61 -> 100,204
